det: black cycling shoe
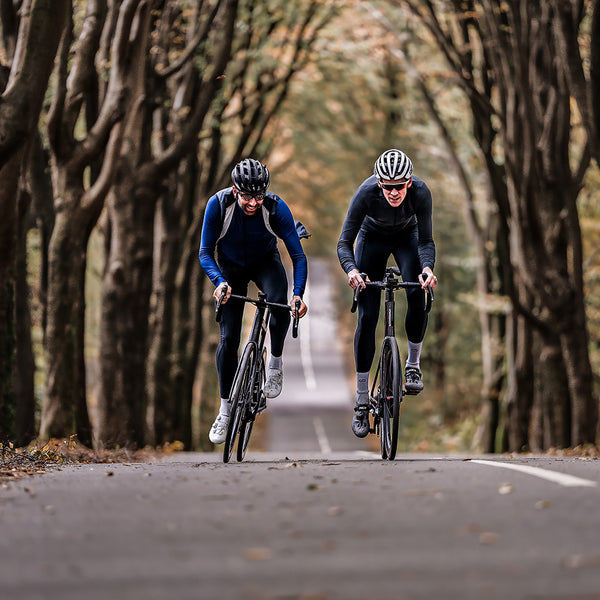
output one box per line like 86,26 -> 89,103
405,367 -> 423,394
351,404 -> 370,438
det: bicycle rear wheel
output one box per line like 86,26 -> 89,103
237,349 -> 266,462
223,343 -> 257,463
379,336 -> 401,460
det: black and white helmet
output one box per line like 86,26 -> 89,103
231,158 -> 270,194
373,149 -> 413,181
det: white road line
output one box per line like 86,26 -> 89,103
300,281 -> 316,390
470,459 -> 598,488
313,417 -> 332,454
353,450 -> 380,459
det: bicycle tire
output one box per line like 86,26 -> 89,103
379,336 -> 401,460
223,343 -> 257,463
237,349 -> 266,462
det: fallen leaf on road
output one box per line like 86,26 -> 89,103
327,506 -> 342,516
562,554 -> 600,569
498,482 -> 514,494
479,532 -> 500,545
534,500 -> 551,510
456,523 -> 483,535
243,547 -> 273,561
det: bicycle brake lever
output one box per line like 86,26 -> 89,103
425,285 -> 434,312
420,272 -> 434,309
351,286 -> 360,313
351,273 -> 368,313
292,299 -> 301,338
215,285 -> 228,322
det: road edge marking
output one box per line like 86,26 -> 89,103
470,459 -> 598,488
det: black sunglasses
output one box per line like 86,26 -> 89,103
379,180 -> 410,191
238,191 -> 265,202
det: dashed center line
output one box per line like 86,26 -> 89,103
470,459 -> 597,488
313,417 -> 332,454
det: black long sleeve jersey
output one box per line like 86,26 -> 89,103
337,174 -> 436,274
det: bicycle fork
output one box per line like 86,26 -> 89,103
246,296 -> 270,420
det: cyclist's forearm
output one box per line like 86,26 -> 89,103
199,251 -> 226,287
417,241 -> 435,271
291,254 -> 307,298
337,239 -> 358,274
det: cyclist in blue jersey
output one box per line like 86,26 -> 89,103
200,158 -> 308,444
337,149 -> 438,438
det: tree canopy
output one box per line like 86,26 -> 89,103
0,0 -> 598,453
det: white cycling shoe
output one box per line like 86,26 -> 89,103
264,368 -> 283,398
209,413 -> 230,444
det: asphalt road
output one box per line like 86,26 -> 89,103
264,256 -> 363,455
2,257 -> 600,599
2,453 -> 600,600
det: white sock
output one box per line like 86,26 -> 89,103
269,355 -> 283,370
219,398 -> 230,416
406,341 -> 422,370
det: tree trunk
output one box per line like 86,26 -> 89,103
147,185 -> 178,446
0,151 -> 22,439
149,158 -> 197,447
40,206 -> 92,446
559,316 -> 598,445
0,0 -> 69,438
97,177 -> 156,448
173,246 -> 205,448
27,133 -> 55,342
504,311 -> 534,453
14,186 -> 36,445
536,331 -> 570,449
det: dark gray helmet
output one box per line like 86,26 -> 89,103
373,149 -> 413,180
231,158 -> 270,194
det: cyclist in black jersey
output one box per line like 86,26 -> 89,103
337,149 -> 439,438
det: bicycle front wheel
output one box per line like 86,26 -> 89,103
379,336 -> 401,460
237,349 -> 266,462
223,343 -> 257,463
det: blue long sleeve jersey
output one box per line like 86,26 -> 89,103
199,188 -> 308,298
337,175 -> 436,274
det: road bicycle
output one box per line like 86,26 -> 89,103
215,290 -> 300,463
352,266 -> 433,460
